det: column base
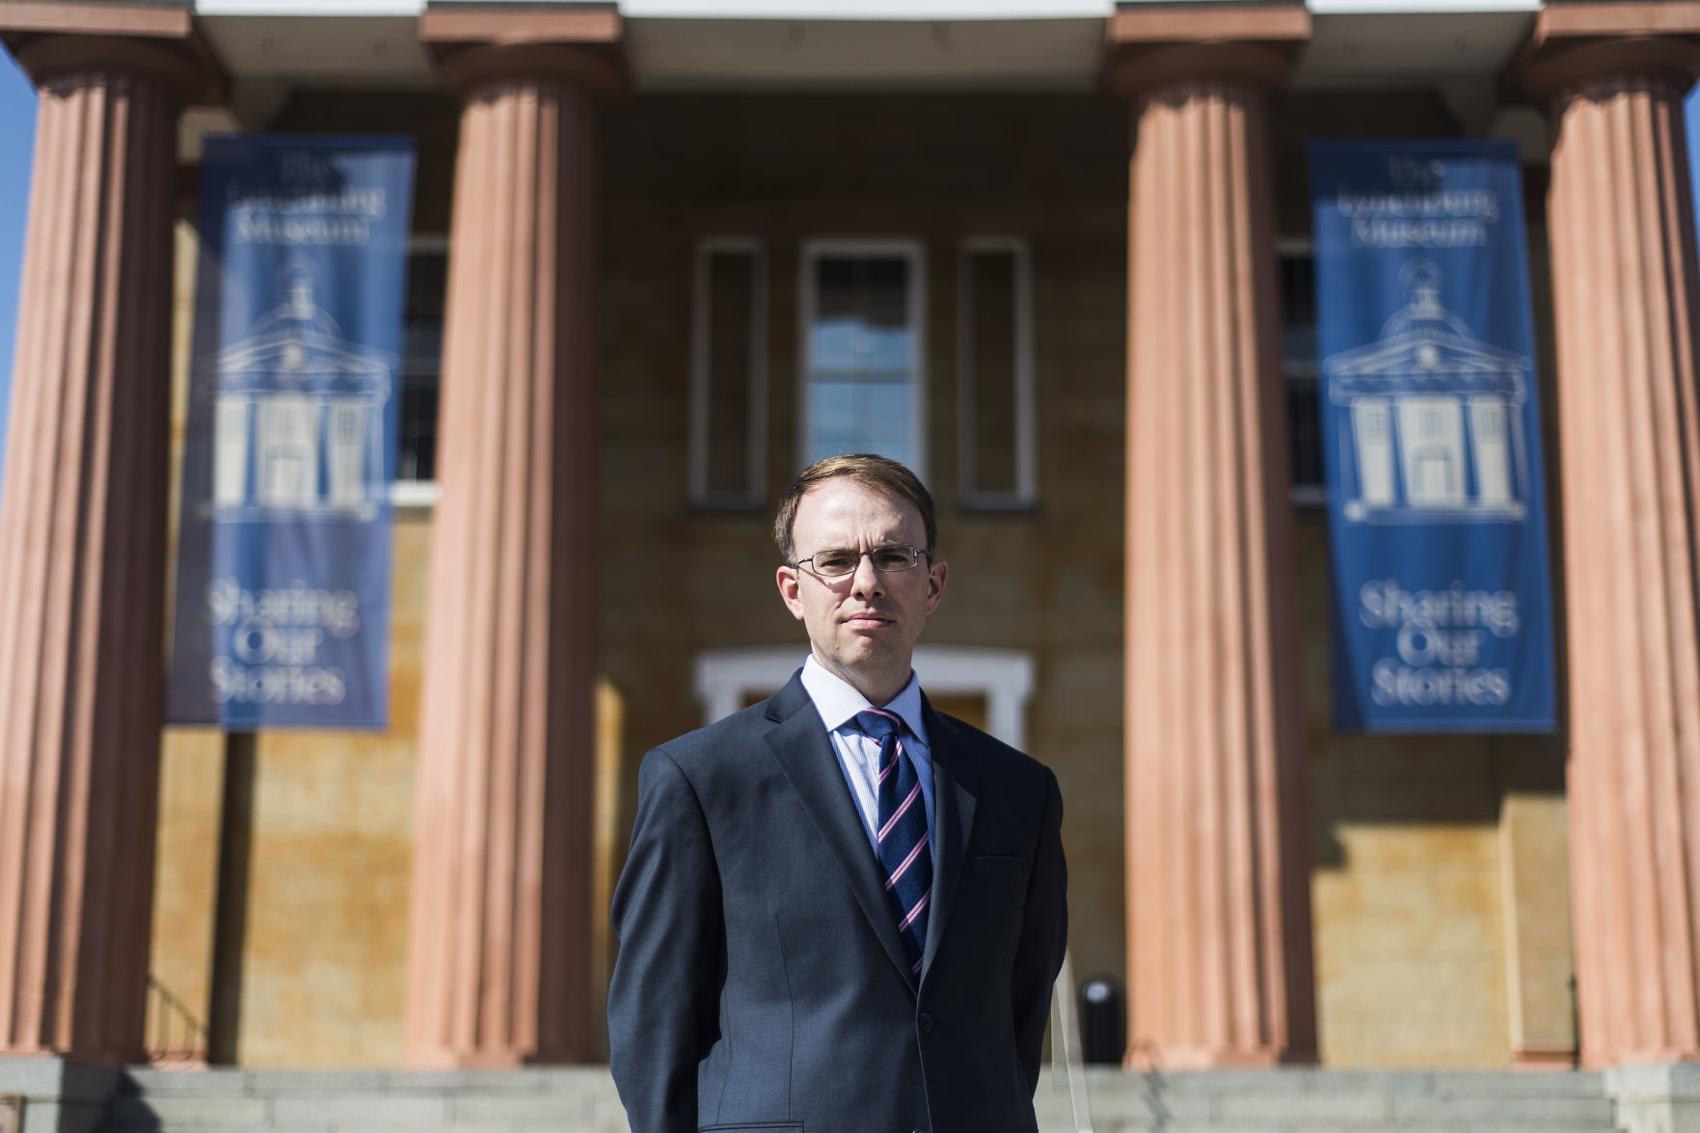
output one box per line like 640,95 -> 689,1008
1608,1064 -> 1700,1133
0,1056 -> 122,1133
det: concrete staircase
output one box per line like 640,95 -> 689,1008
87,1066 -> 1618,1133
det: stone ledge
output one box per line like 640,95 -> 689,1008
0,1058 -> 1631,1133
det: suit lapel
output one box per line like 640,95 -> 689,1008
763,673 -> 918,992
919,698 -> 980,980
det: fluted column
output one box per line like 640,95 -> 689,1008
1522,32 -> 1700,1068
0,34 -> 198,1060
404,42 -> 615,1067
1111,34 -> 1316,1068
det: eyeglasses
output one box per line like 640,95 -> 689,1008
794,544 -> 929,578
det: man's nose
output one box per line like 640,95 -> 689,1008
849,552 -> 884,597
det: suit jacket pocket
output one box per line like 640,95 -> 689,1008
699,1125 -> 803,1132
972,853 -> 1022,877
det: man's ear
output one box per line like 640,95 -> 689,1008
776,564 -> 806,621
925,559 -> 948,614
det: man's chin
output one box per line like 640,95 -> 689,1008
828,638 -> 903,670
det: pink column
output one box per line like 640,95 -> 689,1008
404,40 -> 617,1067
1111,22 -> 1317,1068
1522,29 -> 1700,1067
0,33 -> 200,1060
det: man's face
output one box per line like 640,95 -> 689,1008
776,478 -> 948,701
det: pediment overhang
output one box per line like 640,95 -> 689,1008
210,328 -> 391,377
1326,327 -> 1528,401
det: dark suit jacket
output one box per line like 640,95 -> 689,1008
608,670 -> 1067,1133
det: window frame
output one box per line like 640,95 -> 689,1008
1277,236 -> 1327,509
957,235 -> 1037,509
689,237 -> 770,509
391,233 -> 449,509
796,238 -> 929,482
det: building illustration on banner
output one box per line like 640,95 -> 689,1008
1324,259 -> 1531,524
206,260 -> 392,522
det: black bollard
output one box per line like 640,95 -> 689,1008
1079,975 -> 1125,1065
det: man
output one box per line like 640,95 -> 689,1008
609,454 -> 1067,1133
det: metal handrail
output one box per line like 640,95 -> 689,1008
1050,951 -> 1095,1133
145,974 -> 209,1066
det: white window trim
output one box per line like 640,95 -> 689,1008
391,233 -> 449,509
797,239 -> 928,482
689,238 -> 769,508
958,236 -> 1037,508
391,480 -> 441,509
694,644 -> 1034,750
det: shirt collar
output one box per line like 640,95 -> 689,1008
801,654 -> 929,745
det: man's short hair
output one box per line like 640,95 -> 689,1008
773,454 -> 938,564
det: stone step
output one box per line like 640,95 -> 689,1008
1030,1121 -> 1617,1131
1037,1098 -> 1613,1130
1051,1069 -> 1614,1124
98,1067 -> 1618,1133
1125,1068 -> 1607,1097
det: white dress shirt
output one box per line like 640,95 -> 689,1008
799,654 -> 936,854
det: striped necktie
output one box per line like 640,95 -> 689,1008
856,708 -> 932,978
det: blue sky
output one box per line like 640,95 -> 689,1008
0,51 -> 33,479
1691,86 -> 1700,253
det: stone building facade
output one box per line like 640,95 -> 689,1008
0,0 -> 1697,1078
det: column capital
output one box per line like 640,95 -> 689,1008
9,33 -> 212,105
1104,2 -> 1309,99
1515,36 -> 1700,107
421,3 -> 626,99
1509,2 -> 1700,109
0,1 -> 224,105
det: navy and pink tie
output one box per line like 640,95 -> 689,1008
857,708 -> 932,978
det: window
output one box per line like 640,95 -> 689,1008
690,240 -> 767,506
396,238 -> 447,489
799,242 -> 926,477
327,400 -> 367,506
214,396 -> 250,507
1279,247 -> 1325,506
959,239 -> 1035,506
258,395 -> 315,507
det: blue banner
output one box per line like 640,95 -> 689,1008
1309,140 -> 1555,732
168,136 -> 415,729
